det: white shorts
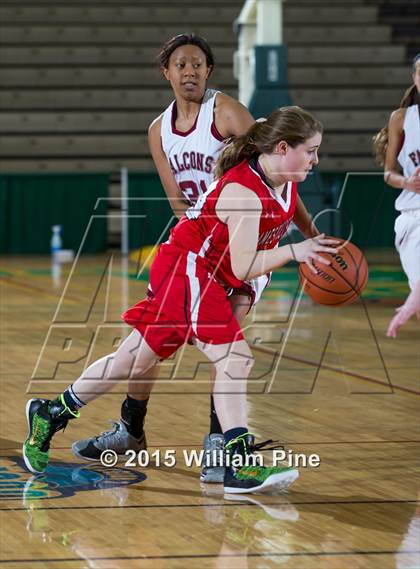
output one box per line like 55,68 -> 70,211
394,210 -> 420,290
249,273 -> 272,305
228,273 -> 271,310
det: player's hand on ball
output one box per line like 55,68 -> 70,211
292,234 -> 339,274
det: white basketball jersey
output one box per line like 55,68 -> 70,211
160,89 -> 226,205
396,104 -> 420,211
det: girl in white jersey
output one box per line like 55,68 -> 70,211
374,53 -> 420,335
71,35 -> 318,481
149,34 -> 254,215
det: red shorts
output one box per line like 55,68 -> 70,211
122,245 -> 244,359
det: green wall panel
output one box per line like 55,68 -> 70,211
128,173 -> 176,249
0,174 -> 108,254
321,173 -> 398,248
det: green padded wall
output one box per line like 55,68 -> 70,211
321,173 -> 398,248
248,45 -> 292,118
0,174 -> 108,254
128,173 -> 176,249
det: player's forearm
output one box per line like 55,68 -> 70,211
293,211 -> 319,238
293,196 -> 319,238
384,170 -> 409,190
169,197 -> 189,219
233,245 -> 294,281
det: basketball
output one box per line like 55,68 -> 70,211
299,239 -> 368,306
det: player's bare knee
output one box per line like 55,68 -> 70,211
218,353 -> 254,379
130,359 -> 156,379
236,354 -> 254,377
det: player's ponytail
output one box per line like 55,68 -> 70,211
399,84 -> 419,108
373,53 -> 419,166
372,126 -> 389,167
214,122 -> 263,179
214,106 -> 323,178
372,86 -> 419,166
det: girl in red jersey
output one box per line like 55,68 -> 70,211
71,34 -> 318,485
24,106 -> 338,494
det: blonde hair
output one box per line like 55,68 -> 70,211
373,54 -> 420,166
214,106 -> 323,178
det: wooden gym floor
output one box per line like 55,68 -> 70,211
0,253 -> 419,569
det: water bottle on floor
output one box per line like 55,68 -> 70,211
50,225 -> 62,259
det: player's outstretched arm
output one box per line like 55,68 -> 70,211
216,183 -> 339,280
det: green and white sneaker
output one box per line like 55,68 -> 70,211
23,396 -> 79,474
223,433 -> 299,494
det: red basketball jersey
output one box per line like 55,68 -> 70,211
163,158 -> 297,289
